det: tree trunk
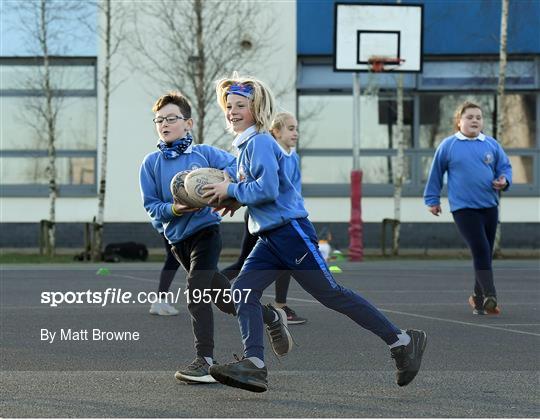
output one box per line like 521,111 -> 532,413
494,0 -> 509,259
41,0 -> 57,257
194,0 -> 206,144
392,74 -> 405,256
93,0 -> 112,261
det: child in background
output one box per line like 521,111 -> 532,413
203,75 -> 427,393
148,220 -> 180,316
424,101 -> 512,315
222,112 -> 307,325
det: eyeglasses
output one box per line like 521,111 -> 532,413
152,115 -> 188,124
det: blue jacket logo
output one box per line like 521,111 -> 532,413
483,152 -> 494,165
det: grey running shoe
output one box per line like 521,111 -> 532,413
265,304 -> 293,356
209,357 -> 268,393
469,295 -> 486,315
282,305 -> 307,325
175,356 -> 217,383
391,329 -> 427,387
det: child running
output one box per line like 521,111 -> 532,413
202,75 -> 428,393
222,112 -> 307,324
424,101 -> 512,315
139,91 -> 292,384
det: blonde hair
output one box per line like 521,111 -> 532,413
270,112 -> 296,137
215,74 -> 275,132
454,101 -> 482,131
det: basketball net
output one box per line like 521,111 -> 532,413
365,56 -> 405,97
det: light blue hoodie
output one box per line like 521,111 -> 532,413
140,143 -> 236,244
279,145 -> 302,194
226,127 -> 308,234
424,132 -> 512,212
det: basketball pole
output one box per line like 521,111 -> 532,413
349,72 -> 364,261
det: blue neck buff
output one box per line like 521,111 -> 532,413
157,133 -> 193,159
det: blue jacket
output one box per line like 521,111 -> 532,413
280,146 -> 302,194
227,132 -> 308,234
424,133 -> 512,212
140,143 -> 237,244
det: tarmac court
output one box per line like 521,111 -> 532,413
1,260 -> 539,417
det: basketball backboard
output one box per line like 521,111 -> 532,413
334,3 -> 423,73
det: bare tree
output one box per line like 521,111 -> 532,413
391,73 -> 405,255
12,0 -> 92,256
128,0 -> 279,147
494,0 -> 509,258
91,0 -> 128,261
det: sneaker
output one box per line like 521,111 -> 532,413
175,356 -> 217,383
282,305 -> 307,325
390,329 -> 427,387
209,357 -> 267,393
265,304 -> 293,356
468,295 -> 486,315
149,302 -> 179,316
483,296 -> 501,315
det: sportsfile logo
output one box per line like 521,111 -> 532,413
40,288 -> 182,307
40,287 -> 252,307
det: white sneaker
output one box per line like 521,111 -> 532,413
149,302 -> 179,316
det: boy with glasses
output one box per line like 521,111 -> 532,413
139,91 -> 293,384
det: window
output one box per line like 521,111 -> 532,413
0,57 -> 97,196
418,92 -> 538,190
298,59 -> 539,197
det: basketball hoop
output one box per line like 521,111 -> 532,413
368,56 -> 405,72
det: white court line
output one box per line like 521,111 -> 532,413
489,323 -> 540,326
112,275 -> 539,294
110,274 -> 156,284
379,308 -> 540,337
103,274 -> 540,337
265,294 -> 540,337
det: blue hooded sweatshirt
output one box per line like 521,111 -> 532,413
226,128 -> 307,234
140,143 -> 236,244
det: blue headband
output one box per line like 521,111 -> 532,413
226,83 -> 254,99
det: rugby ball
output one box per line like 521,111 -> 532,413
170,170 -> 205,208
184,168 -> 231,207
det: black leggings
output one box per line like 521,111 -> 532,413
171,225 -> 236,358
158,235 -> 181,294
170,225 -> 275,358
452,207 -> 498,297
222,211 -> 291,304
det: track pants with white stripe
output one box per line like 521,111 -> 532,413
232,217 -> 401,360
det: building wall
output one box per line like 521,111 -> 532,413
1,1 -> 297,226
298,0 -> 540,55
1,0 -> 539,248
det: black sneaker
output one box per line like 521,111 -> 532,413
469,295 -> 486,315
265,304 -> 293,356
209,357 -> 268,393
282,305 -> 307,325
390,329 -> 427,387
175,356 -> 217,383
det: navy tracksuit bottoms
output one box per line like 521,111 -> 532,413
232,218 -> 401,360
452,206 -> 498,297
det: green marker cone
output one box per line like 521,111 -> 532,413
96,267 -> 110,276
329,265 -> 342,273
